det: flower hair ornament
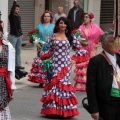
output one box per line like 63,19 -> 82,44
84,12 -> 95,21
89,12 -> 95,22
90,13 -> 94,19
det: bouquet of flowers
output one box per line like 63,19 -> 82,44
109,23 -> 115,31
28,28 -> 38,43
72,29 -> 88,45
28,28 -> 45,49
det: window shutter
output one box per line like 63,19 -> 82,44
100,0 -> 114,24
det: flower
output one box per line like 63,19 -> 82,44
29,38 -> 33,43
28,28 -> 39,44
28,28 -> 37,34
109,23 -> 114,31
72,29 -> 78,34
72,29 -> 88,46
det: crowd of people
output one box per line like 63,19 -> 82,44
0,0 -> 120,120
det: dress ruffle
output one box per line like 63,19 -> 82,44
44,66 -> 75,92
41,66 -> 79,117
28,57 -> 47,83
41,108 -> 79,118
41,94 -> 78,105
72,49 -> 89,91
72,55 -> 89,63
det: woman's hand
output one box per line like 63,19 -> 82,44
70,60 -> 76,66
91,112 -> 99,120
79,40 -> 84,44
94,43 -> 101,49
21,35 -> 23,38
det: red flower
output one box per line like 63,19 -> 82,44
90,13 -> 94,19
29,38 -> 33,43
110,23 -> 114,27
109,23 -> 114,30
28,28 -> 37,35
40,53 -> 52,60
72,29 -> 78,33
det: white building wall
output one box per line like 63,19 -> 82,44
0,0 -> 8,32
88,0 -> 101,26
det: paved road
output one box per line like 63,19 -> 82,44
10,44 -> 102,120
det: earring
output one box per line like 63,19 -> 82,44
66,29 -> 68,33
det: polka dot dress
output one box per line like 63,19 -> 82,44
41,34 -> 81,117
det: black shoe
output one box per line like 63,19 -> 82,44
15,69 -> 28,80
16,66 -> 25,70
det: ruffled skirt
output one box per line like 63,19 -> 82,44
40,66 -> 79,117
28,57 -> 47,84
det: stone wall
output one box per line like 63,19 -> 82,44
34,0 -> 45,27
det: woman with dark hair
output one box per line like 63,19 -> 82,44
40,17 -> 81,117
28,10 -> 55,86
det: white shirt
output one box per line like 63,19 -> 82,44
105,51 -> 120,89
53,13 -> 66,23
2,40 -> 16,89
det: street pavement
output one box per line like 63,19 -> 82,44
9,43 -> 102,120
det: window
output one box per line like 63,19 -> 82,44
79,0 -> 89,12
100,0 -> 114,24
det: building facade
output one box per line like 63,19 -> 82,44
0,0 -> 114,41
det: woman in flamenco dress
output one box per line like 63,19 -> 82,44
28,10 -> 55,86
72,12 -> 104,91
40,17 -> 88,117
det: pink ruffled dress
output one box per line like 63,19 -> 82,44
71,23 -> 103,91
72,50 -> 89,91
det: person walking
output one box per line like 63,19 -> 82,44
86,31 -> 120,120
40,17 -> 80,117
0,22 -> 16,120
72,12 -> 104,91
67,0 -> 84,50
28,10 -> 55,87
79,12 -> 104,58
53,7 -> 66,23
8,0 -> 24,70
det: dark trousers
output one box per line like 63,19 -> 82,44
98,97 -> 120,120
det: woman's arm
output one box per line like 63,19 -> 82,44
9,0 -> 17,17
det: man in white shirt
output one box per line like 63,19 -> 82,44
53,7 -> 66,23
86,31 -> 120,120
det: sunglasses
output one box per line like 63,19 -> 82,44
84,16 -> 89,18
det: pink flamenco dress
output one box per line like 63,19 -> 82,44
40,34 -> 80,118
72,49 -> 89,91
79,22 -> 104,58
